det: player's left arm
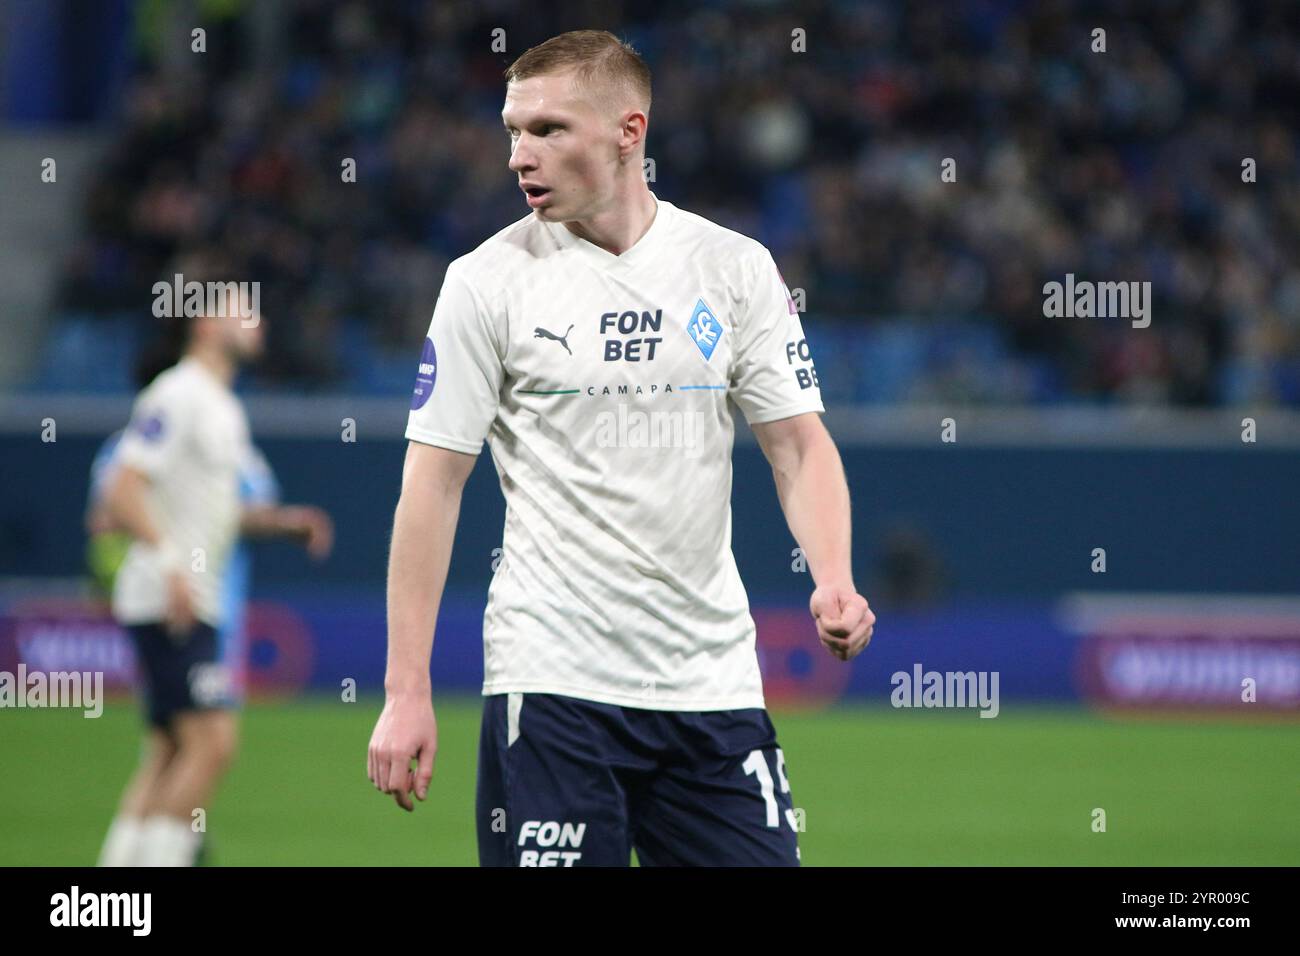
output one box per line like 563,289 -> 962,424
751,413 -> 875,661
234,445 -> 333,559
731,246 -> 875,661
239,505 -> 334,560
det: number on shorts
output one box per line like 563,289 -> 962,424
743,748 -> 792,829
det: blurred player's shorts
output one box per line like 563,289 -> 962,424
127,620 -> 236,728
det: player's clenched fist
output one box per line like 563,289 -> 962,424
809,584 -> 875,661
367,693 -> 439,812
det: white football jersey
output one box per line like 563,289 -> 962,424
112,356 -> 252,629
406,195 -> 824,710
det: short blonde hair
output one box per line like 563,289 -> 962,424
505,29 -> 651,114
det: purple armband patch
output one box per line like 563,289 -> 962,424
410,337 -> 438,410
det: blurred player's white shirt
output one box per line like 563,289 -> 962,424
406,195 -> 824,710
112,356 -> 252,628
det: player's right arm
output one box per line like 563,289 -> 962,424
371,258 -> 502,811
367,440 -> 477,812
103,463 -> 197,637
105,385 -> 199,637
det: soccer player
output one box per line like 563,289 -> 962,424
96,273 -> 273,866
92,431 -> 333,866
367,30 -> 874,866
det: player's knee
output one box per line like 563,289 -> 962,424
176,712 -> 239,770
143,732 -> 178,773
208,718 -> 240,769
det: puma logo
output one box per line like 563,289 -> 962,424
534,324 -> 574,356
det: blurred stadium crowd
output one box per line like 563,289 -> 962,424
45,0 -> 1300,404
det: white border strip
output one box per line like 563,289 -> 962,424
1058,592 -> 1300,634
1,395 -> 1299,447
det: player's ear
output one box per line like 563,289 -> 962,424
619,109 -> 647,159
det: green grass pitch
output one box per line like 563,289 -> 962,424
1,696 -> 1296,865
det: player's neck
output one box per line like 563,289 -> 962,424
563,185 -> 657,256
184,345 -> 236,387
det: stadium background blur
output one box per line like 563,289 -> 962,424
1,0 -> 1297,866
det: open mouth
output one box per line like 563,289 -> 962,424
523,185 -> 552,205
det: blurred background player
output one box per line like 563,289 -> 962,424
93,262 -> 330,866
86,340 -> 335,616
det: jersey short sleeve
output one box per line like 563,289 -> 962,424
114,379 -> 190,479
729,248 -> 825,425
405,261 -> 504,454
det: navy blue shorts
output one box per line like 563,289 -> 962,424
127,621 -> 235,730
476,692 -> 801,867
